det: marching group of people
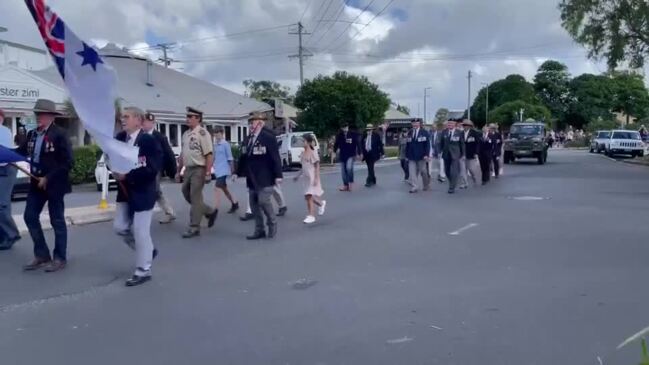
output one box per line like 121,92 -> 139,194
0,99 -> 505,288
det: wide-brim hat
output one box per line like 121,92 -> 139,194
33,99 -> 62,115
248,111 -> 268,121
462,120 -> 474,127
365,123 -> 374,130
488,123 -> 497,129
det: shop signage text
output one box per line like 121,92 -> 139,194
0,83 -> 40,101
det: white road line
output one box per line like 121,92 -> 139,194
448,223 -> 479,236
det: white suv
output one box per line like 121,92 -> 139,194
589,130 -> 610,153
604,130 -> 645,158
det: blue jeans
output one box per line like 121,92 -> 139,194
0,165 -> 19,247
24,189 -> 67,261
340,157 -> 354,186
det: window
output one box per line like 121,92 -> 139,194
598,131 -> 611,138
169,124 -> 179,147
159,123 -> 167,137
510,125 -> 543,136
237,126 -> 242,143
612,131 -> 640,140
225,126 -> 231,142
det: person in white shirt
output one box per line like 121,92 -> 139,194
0,108 -> 20,250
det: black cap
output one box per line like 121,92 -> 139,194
145,112 -> 155,121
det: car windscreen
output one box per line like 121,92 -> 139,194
291,135 -> 305,148
612,131 -> 640,140
598,132 -> 611,138
510,125 -> 543,137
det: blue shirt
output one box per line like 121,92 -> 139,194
213,139 -> 233,178
32,128 -> 47,164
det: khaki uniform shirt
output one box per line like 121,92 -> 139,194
181,125 -> 213,167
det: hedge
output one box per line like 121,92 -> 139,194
70,145 -> 100,184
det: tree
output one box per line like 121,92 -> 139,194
294,71 -> 390,138
396,104 -> 410,115
559,0 -> 649,69
434,108 -> 449,124
489,100 -> 551,129
243,79 -> 292,102
609,71 -> 649,124
470,74 -> 538,126
534,60 -> 572,122
565,74 -> 616,128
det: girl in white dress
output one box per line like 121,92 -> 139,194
293,133 -> 326,224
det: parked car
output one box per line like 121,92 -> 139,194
277,132 -> 319,169
589,130 -> 611,153
503,122 -> 548,165
11,160 -> 31,200
94,154 -> 118,191
604,130 -> 645,157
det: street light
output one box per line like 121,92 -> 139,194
423,87 -> 432,123
481,82 -> 489,124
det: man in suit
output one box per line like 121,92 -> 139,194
333,123 -> 360,191
0,108 -> 20,251
113,107 -> 161,287
361,124 -> 384,187
460,120 -> 483,188
16,99 -> 72,272
439,119 -> 465,194
176,107 -> 218,238
405,119 -> 431,193
489,123 -> 503,179
397,128 -> 409,181
235,111 -> 283,240
142,112 -> 177,224
429,124 -> 446,182
478,125 -> 494,185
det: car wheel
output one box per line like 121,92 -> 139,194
589,147 -> 594,153
537,153 -> 544,165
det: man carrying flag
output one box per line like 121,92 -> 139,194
15,99 -> 73,272
0,108 -> 22,251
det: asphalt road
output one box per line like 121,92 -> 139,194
1,150 -> 649,364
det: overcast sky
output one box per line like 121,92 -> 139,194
2,0 -> 641,121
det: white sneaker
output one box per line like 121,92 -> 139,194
318,200 -> 327,216
303,215 -> 316,224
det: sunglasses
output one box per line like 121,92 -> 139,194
186,114 -> 200,119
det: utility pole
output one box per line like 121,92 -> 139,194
157,43 -> 175,68
423,87 -> 432,124
467,70 -> 472,120
289,22 -> 312,86
481,82 -> 489,123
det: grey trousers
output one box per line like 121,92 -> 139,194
408,160 -> 430,191
272,184 -> 286,208
249,186 -> 276,233
464,158 -> 481,186
114,203 -> 154,277
0,165 -> 19,244
444,156 -> 460,191
156,173 -> 174,216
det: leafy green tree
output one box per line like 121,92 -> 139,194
294,71 -> 390,138
559,0 -> 649,69
396,104 -> 410,115
471,75 -> 538,126
608,71 -> 649,124
565,74 -> 616,128
434,108 -> 449,124
243,79 -> 293,102
489,100 -> 551,129
534,60 -> 572,122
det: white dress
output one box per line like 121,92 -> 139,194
301,149 -> 324,197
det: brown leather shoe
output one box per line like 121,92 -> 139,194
44,259 -> 66,273
23,257 -> 52,271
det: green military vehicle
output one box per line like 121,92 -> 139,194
503,121 -> 549,165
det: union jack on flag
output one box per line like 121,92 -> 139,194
24,0 -> 139,174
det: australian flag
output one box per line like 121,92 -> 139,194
24,0 -> 139,174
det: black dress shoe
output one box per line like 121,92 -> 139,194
267,225 -> 277,239
246,231 -> 266,240
125,275 -> 152,287
23,257 -> 52,271
44,259 -> 66,273
276,206 -> 287,217
228,202 -> 240,214
182,229 -> 200,239
207,209 -> 218,228
240,213 -> 253,221
153,248 -> 158,260
448,189 -> 455,194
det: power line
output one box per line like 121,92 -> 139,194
299,0 -> 311,22
173,48 -> 295,63
309,0 -> 348,47
307,0 -> 336,44
330,0 -> 396,52
320,0 -> 378,52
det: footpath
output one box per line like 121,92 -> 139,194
12,204 -> 118,235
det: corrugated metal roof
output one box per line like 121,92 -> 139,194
29,44 -> 271,120
384,107 -> 411,120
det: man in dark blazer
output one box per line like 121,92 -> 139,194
235,111 -> 283,240
460,120 -> 483,188
439,119 -> 465,194
113,107 -> 161,287
478,125 -> 494,185
333,123 -> 360,191
143,112 -> 177,224
489,123 -> 503,179
361,124 -> 384,187
429,124 -> 446,182
405,119 -> 431,193
16,99 -> 72,272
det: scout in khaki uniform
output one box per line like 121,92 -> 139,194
176,107 -> 218,238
